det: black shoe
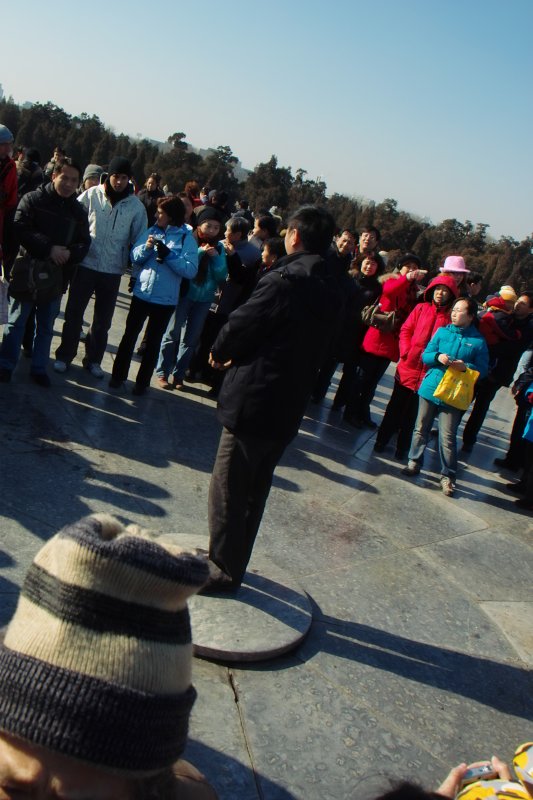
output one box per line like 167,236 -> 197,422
343,413 -> 364,429
0,368 -> 12,383
514,498 -> 533,511
506,482 -> 526,495
199,571 -> 240,594
494,457 -> 520,471
461,442 -> 474,454
362,417 -> 377,430
30,372 -> 51,388
108,378 -> 123,389
132,384 -> 147,396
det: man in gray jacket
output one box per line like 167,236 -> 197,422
54,157 -> 147,377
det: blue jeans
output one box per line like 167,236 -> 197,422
0,295 -> 61,374
156,296 -> 211,382
408,396 -> 463,479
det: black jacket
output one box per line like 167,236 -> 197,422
212,251 -> 341,441
13,183 -> 91,292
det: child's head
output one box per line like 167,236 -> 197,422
262,237 -> 286,269
499,285 -> 517,311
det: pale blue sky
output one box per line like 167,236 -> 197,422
1,0 -> 531,240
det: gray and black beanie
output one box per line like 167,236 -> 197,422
0,513 -> 209,774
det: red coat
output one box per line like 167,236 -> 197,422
396,275 -> 458,390
361,272 -> 420,362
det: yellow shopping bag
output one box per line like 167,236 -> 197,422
433,366 -> 480,411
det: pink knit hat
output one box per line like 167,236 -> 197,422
440,255 -> 469,273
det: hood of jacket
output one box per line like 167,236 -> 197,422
423,274 -> 459,303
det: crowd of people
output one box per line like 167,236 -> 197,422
1,126 -> 533,795
0,126 -> 532,513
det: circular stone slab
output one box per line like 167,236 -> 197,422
157,533 -> 312,662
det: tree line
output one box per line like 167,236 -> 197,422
1,97 -> 531,294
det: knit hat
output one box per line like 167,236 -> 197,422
0,514 -> 209,774
82,163 -> 103,183
397,252 -> 422,269
499,285 -> 517,302
107,156 -> 133,177
0,124 -> 14,145
440,255 -> 469,273
196,205 -> 223,225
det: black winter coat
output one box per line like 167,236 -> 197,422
13,183 -> 91,293
212,251 -> 341,441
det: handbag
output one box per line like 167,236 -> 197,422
360,300 -> 402,334
9,253 -> 63,305
0,276 -> 8,324
433,366 -> 480,411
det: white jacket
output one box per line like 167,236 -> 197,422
78,184 -> 147,275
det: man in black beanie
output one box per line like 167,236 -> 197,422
54,156 -> 147,378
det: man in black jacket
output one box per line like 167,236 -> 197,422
206,205 -> 340,590
0,158 -> 90,386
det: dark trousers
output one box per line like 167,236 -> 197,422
523,440 -> 533,504
112,296 -> 174,388
462,377 -> 500,446
56,266 -> 121,365
208,427 -> 288,585
376,381 -> 419,454
345,352 -> 390,420
188,310 -> 227,385
505,404 -> 529,469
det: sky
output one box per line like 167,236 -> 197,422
1,0 -> 532,241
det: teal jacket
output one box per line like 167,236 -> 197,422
418,323 -> 489,407
186,242 -> 227,303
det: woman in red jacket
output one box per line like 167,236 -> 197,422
344,253 -> 427,428
374,275 -> 458,457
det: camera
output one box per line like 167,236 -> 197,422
153,240 -> 170,263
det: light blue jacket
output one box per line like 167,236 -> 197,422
186,243 -> 227,303
418,323 -> 489,407
131,224 -> 198,306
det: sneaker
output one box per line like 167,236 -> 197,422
53,360 -> 68,373
30,372 -> 51,388
402,461 -> 420,476
84,361 -> 104,379
0,368 -> 12,383
157,376 -> 173,390
440,476 -> 455,496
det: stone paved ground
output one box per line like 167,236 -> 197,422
1,279 -> 532,799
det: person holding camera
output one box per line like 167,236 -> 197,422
109,196 -> 198,395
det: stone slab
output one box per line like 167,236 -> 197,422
157,534 -> 312,662
480,601 -> 533,666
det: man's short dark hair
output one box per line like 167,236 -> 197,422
264,236 -> 286,259
257,215 -> 278,237
337,228 -> 356,238
287,206 -> 336,256
53,156 -> 82,180
519,290 -> 533,307
226,216 -> 250,238
360,224 -> 381,242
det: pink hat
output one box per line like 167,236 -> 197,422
440,255 -> 469,274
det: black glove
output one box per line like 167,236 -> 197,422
154,241 -> 171,263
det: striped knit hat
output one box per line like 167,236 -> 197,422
0,514 -> 209,774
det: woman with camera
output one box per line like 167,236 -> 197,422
109,196 -> 198,395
